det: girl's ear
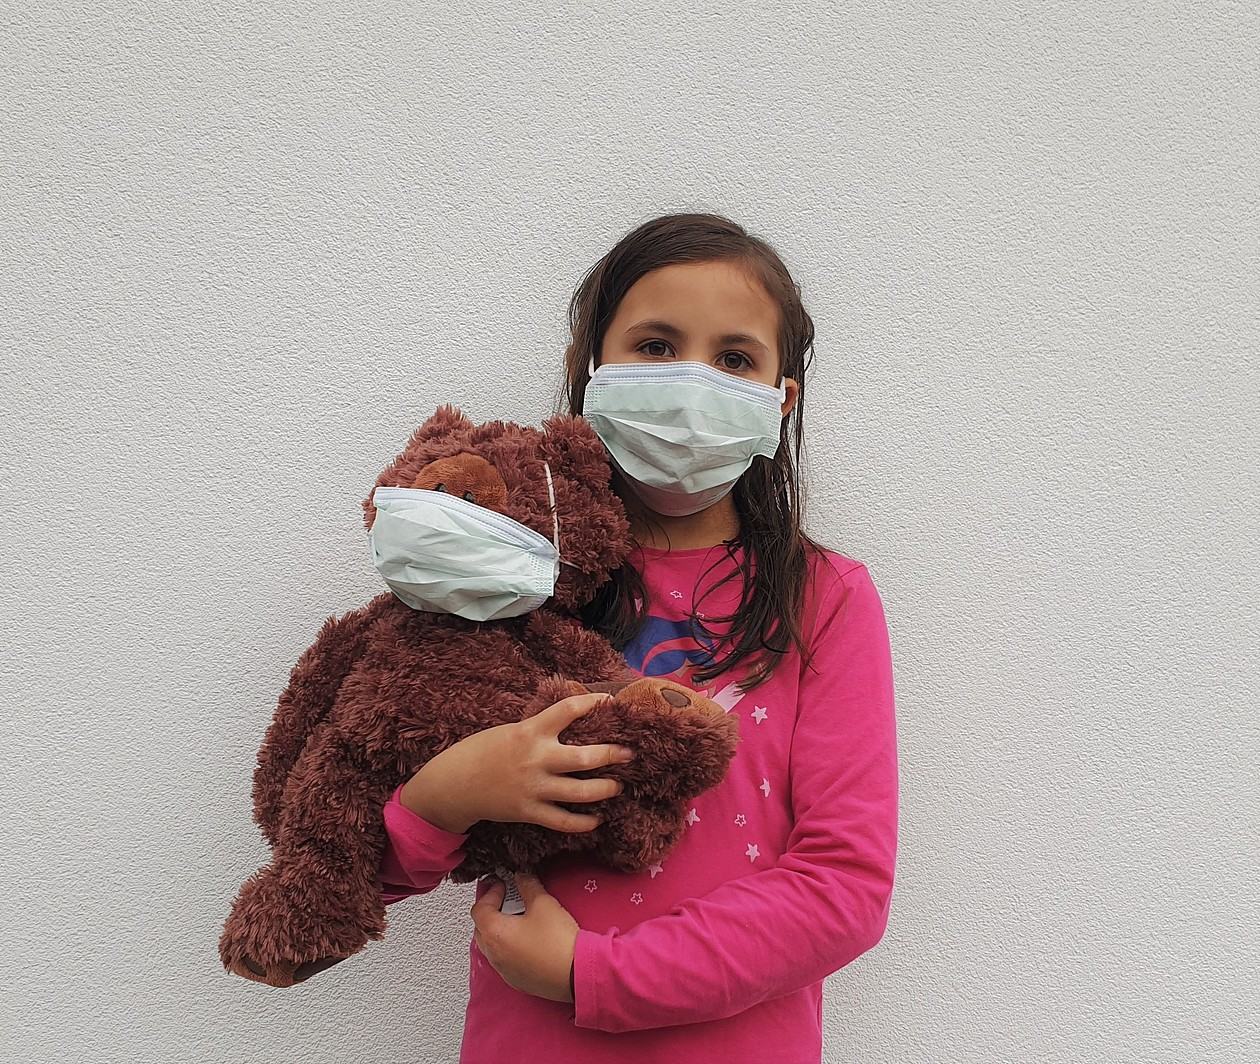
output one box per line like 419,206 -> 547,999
780,377 -> 799,418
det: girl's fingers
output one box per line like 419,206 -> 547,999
531,692 -> 613,737
522,799 -> 605,834
539,774 -> 624,805
549,740 -> 637,773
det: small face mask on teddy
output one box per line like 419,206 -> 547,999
368,462 -> 570,622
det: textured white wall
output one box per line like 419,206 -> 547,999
2,3 -> 1256,1062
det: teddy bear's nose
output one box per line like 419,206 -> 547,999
411,453 -> 508,511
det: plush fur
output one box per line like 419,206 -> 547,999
219,407 -> 741,988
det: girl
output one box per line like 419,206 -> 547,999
377,212 -> 899,1063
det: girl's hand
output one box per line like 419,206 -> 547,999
400,692 -> 637,834
470,872 -> 577,1003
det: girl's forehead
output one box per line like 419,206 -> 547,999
612,261 -> 779,339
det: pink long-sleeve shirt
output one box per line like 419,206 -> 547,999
377,541 -> 899,1063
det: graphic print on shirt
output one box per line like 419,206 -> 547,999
621,608 -> 748,713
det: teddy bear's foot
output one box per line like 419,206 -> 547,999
220,865 -> 383,988
551,675 -> 726,720
615,676 -> 727,723
222,912 -> 370,989
610,677 -> 740,797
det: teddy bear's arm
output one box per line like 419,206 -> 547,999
251,603 -> 381,848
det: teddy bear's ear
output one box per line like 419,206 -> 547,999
537,414 -> 633,592
412,404 -> 474,441
537,413 -> 607,480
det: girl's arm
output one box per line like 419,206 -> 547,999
569,562 -> 899,1033
377,782 -> 472,904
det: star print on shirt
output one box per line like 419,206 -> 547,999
685,807 -> 700,826
647,862 -> 663,878
751,705 -> 768,724
733,813 -> 746,826
745,843 -> 760,862
669,589 -> 683,599
630,892 -> 644,905
760,777 -> 771,798
584,879 -> 598,893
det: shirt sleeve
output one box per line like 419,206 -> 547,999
377,782 -> 472,904
570,561 -> 899,1032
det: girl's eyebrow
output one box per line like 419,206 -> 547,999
625,318 -> 771,356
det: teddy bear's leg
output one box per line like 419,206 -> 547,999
221,726 -> 393,988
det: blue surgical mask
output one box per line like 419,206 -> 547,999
368,462 -> 570,622
582,356 -> 786,516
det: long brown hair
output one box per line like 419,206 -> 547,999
558,212 -> 826,692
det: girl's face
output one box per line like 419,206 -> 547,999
599,260 -> 800,418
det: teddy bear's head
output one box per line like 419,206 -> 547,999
362,405 -> 632,612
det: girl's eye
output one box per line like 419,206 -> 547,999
636,340 -> 752,372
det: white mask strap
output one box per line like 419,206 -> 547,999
543,460 -> 582,570
542,460 -> 563,555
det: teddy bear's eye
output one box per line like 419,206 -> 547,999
462,491 -> 475,502
433,482 -> 446,492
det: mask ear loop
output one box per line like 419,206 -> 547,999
543,461 -> 579,569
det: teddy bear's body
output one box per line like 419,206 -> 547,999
219,408 -> 740,988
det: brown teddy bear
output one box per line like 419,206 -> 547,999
219,406 -> 741,988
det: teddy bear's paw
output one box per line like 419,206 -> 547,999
619,677 -> 726,722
